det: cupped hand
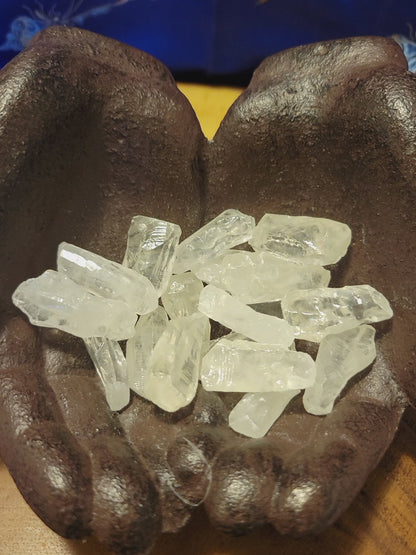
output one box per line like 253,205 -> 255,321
0,27 -> 414,554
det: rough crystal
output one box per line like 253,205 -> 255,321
229,389 -> 300,438
249,214 -> 351,265
173,209 -> 255,274
12,270 -> 137,340
58,242 -> 158,314
84,336 -> 130,411
303,325 -> 376,415
281,284 -> 393,341
198,284 -> 294,347
195,250 -> 330,303
122,215 -> 181,295
126,306 -> 169,396
201,338 -> 315,392
192,249 -> 241,284
161,272 -> 203,319
144,313 -> 210,412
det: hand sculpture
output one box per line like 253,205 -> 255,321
0,27 -> 414,554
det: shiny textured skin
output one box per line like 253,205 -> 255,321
0,27 -> 415,554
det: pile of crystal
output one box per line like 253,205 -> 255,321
11,210 -> 393,436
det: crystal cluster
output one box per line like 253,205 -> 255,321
12,209 -> 393,435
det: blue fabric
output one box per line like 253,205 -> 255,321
1,0 -> 416,74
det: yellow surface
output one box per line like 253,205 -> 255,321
1,84 -> 416,555
177,83 -> 242,139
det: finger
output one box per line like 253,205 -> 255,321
269,356 -> 406,535
0,317 -> 91,538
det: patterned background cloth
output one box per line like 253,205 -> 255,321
0,0 -> 415,77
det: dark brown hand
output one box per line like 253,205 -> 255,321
0,28 -> 414,554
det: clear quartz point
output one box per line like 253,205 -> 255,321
303,325 -> 377,415
126,306 -> 169,396
229,389 -> 300,438
12,270 -> 137,340
194,250 -> 330,303
84,337 -> 130,411
161,272 -> 203,319
201,338 -> 316,392
144,313 -> 210,412
281,284 -> 393,341
249,214 -> 352,265
57,242 -> 158,315
122,215 -> 182,295
173,209 -> 255,274
198,284 -> 294,347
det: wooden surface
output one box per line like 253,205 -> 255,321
1,83 -> 416,555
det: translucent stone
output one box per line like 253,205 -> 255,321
122,215 -> 181,295
192,249 -> 241,284
281,285 -> 393,341
84,337 -> 130,411
12,270 -> 137,340
201,338 -> 316,392
194,250 -> 330,303
144,313 -> 210,412
57,242 -> 158,314
249,214 -> 352,265
126,306 -> 169,396
198,284 -> 294,347
173,209 -> 255,274
229,389 -> 300,438
303,325 -> 376,415
161,272 -> 203,319
202,331 -> 249,361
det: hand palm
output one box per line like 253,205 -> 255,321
0,27 -> 414,554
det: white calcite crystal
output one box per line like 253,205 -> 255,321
126,306 -> 169,396
122,215 -> 181,295
173,209 -> 255,274
144,313 -> 210,412
12,270 -> 137,340
229,389 -> 300,438
84,337 -> 130,411
161,272 -> 203,319
281,284 -> 393,341
249,214 -> 351,265
10,209 -> 394,423
198,284 -> 294,347
303,325 -> 377,415
201,338 -> 315,392
58,242 -> 158,315
194,250 -> 330,303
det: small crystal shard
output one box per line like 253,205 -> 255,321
201,338 -> 315,392
303,325 -> 376,415
281,284 -> 393,341
173,209 -> 255,274
194,250 -> 330,303
122,215 -> 181,295
84,337 -> 130,411
126,306 -> 169,396
229,389 -> 300,438
144,313 -> 210,412
161,272 -> 203,319
249,214 -> 352,265
12,270 -> 137,340
198,284 -> 294,347
57,242 -> 158,314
